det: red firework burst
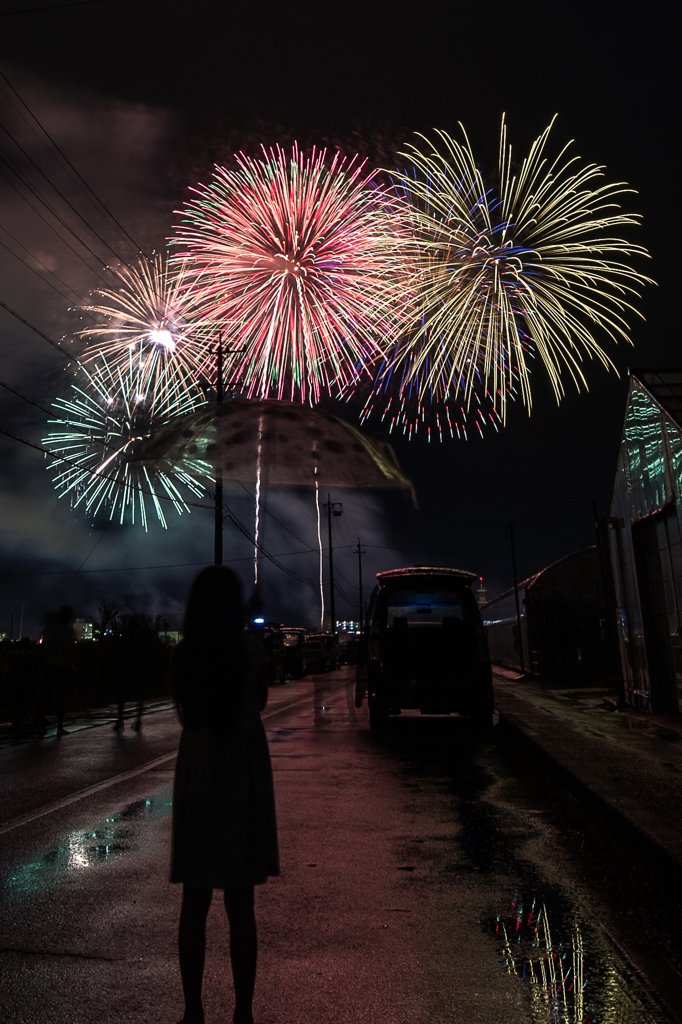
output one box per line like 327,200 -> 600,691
171,145 -> 411,403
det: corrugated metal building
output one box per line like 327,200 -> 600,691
609,369 -> 682,713
482,547 -> 609,684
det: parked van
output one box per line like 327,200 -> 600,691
306,632 -> 341,671
281,627 -> 308,679
356,567 -> 494,730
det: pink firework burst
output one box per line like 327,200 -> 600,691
171,145 -> 411,403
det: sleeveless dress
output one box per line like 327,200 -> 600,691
170,653 -> 279,890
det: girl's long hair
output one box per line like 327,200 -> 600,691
173,566 -> 247,732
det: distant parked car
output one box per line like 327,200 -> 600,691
301,640 -> 328,674
307,633 -> 341,671
340,637 -> 362,665
281,628 -> 307,678
248,622 -> 286,685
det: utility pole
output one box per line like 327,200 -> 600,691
213,338 -> 246,567
324,496 -> 343,634
214,335 -> 224,566
505,523 -> 525,674
591,499 -> 627,706
353,538 -> 366,633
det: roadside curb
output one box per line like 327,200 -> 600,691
497,706 -> 682,871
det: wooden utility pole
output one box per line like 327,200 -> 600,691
353,538 -> 366,632
324,496 -> 343,634
214,336 -> 223,566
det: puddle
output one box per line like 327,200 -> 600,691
490,893 -> 668,1023
453,782 -> 671,1022
1,787 -> 172,899
434,741 -> 674,1022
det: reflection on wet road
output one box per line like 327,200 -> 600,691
1,789 -> 172,899
0,669 -> 677,1023
494,897 -> 666,1024
365,705 -> 675,1024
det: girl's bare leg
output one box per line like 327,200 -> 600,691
178,884 -> 213,1024
223,886 -> 257,1024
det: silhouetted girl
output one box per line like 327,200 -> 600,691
170,567 -> 279,1024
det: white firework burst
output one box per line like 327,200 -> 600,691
43,355 -> 209,529
77,253 -> 215,402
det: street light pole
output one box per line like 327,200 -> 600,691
505,522 -> 526,674
324,496 -> 343,634
353,538 -> 366,633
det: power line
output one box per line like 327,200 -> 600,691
0,377 -> 143,461
0,146 -> 117,281
0,118 -> 129,264
0,163 -> 111,284
53,520 -> 111,605
0,422 -> 322,588
0,236 -> 87,311
0,67 -> 144,256
238,480 -> 318,554
221,495 -> 320,586
0,549 -> 320,577
0,376 -> 55,416
0,221 -> 96,309
0,297 -> 77,360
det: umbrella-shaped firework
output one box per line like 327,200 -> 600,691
171,145 -> 412,404
132,399 -> 414,595
43,355 -> 208,529
366,115 -> 653,437
131,399 -> 413,491
76,253 -> 214,401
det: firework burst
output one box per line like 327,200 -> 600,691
77,254 -> 214,400
43,356 -> 209,529
375,115 -> 653,430
171,145 -> 411,403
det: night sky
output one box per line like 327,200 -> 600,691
0,0 -> 676,635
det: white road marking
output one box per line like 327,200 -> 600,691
0,689 -> 325,837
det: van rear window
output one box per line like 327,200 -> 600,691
386,590 -> 465,626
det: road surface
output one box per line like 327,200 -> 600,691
0,668 -> 676,1023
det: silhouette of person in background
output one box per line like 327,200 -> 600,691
112,613 -> 151,732
170,566 -> 279,1024
40,604 -> 76,736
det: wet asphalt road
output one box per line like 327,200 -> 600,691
0,668 -> 679,1024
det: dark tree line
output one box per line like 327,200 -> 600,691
0,603 -> 175,730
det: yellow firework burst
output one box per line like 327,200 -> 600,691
383,115 -> 653,423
